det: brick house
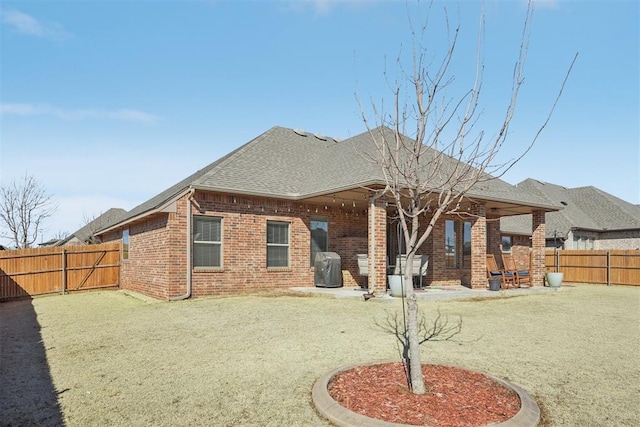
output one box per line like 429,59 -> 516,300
501,179 -> 640,252
97,126 -> 558,300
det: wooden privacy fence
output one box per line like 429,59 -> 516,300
545,249 -> 640,286
0,243 -> 120,300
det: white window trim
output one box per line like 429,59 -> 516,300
267,221 -> 290,268
193,216 -> 223,268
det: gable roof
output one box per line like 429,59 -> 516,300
99,126 -> 559,234
501,179 -> 640,238
59,208 -> 127,245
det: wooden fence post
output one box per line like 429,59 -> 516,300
62,248 -> 67,295
607,251 -> 611,287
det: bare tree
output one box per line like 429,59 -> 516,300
0,174 -> 57,248
52,230 -> 70,241
376,308 -> 464,388
359,2 -> 576,394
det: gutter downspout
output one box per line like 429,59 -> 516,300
170,188 -> 195,301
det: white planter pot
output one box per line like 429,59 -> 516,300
387,275 -> 407,297
545,272 -> 563,287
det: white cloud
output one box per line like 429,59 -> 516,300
0,103 -> 160,125
1,9 -> 71,40
0,103 -> 36,115
285,0 -> 368,16
310,0 -> 333,15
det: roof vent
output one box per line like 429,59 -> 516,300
293,129 -> 307,137
560,201 -> 568,206
314,133 -> 327,141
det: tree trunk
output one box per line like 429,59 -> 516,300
406,292 -> 426,394
405,253 -> 427,394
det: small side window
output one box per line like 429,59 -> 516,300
122,229 -> 130,261
445,220 -> 458,269
501,235 -> 512,253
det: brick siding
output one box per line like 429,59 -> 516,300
103,189 -> 548,299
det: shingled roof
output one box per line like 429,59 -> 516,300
100,126 -> 558,233
500,179 -> 640,238
59,208 -> 127,245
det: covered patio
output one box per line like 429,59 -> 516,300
302,187 -> 552,294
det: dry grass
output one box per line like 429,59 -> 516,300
1,285 -> 638,426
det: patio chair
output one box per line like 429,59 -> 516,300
486,254 -> 517,289
356,254 -> 368,289
394,254 -> 429,289
501,254 -> 531,287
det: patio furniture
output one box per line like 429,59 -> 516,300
486,254 -> 517,289
356,254 -> 368,289
394,254 -> 429,289
502,253 -> 531,287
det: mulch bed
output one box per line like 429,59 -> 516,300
328,362 -> 520,426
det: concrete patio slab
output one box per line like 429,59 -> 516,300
290,285 -> 568,302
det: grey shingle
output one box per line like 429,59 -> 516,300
104,126 -> 559,232
63,208 -> 127,244
501,179 -> 640,238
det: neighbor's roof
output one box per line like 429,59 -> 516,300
100,126 -> 558,233
500,179 -> 640,238
60,208 -> 127,245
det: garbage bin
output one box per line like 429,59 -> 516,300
488,279 -> 501,291
314,252 -> 343,288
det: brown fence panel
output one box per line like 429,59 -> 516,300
610,250 -> 640,286
65,246 -> 120,291
0,243 -> 120,300
545,249 -> 639,286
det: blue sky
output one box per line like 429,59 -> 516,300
1,0 -> 638,244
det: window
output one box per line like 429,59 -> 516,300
267,221 -> 289,268
122,228 -> 130,261
575,235 -> 594,250
445,220 -> 458,269
310,216 -> 328,266
193,216 -> 222,268
501,235 -> 513,253
462,221 -> 472,268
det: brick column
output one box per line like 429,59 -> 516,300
470,203 -> 487,288
487,217 -> 502,264
368,197 -> 387,294
531,210 -> 546,286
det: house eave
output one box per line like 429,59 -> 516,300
190,184 -> 302,200
569,226 -> 640,233
190,180 -> 387,202
96,188 -> 191,236
468,193 -> 562,214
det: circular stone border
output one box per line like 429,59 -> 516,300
312,360 -> 540,427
